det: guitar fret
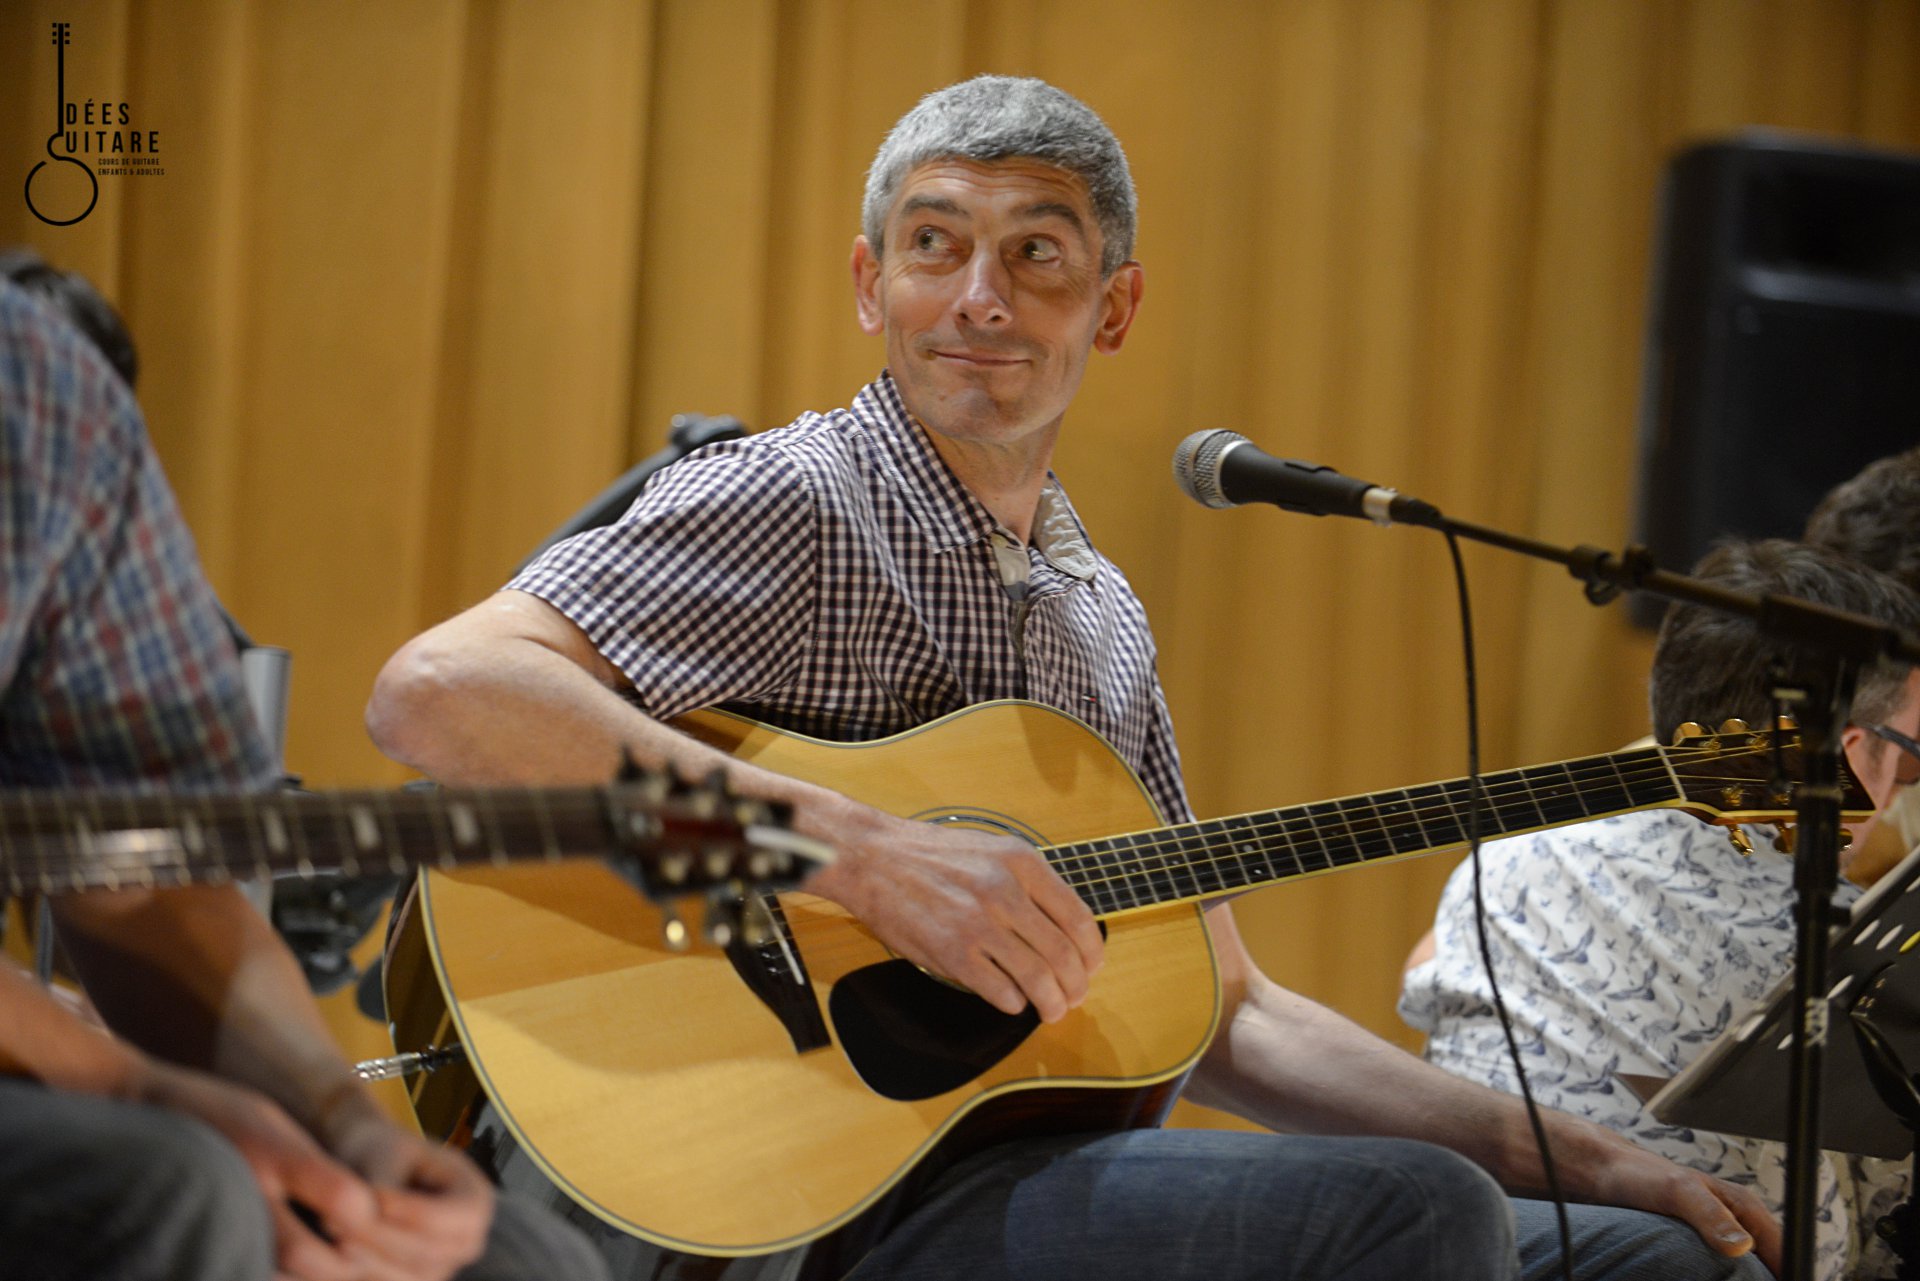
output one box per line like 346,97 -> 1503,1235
474,791 -> 510,867
423,791 -> 458,870
1087,838 -> 1127,914
1119,836 -> 1155,912
529,789 -> 561,864
1535,764 -> 1595,827
1512,768 -> 1556,830
448,799 -> 481,852
1486,781 -> 1541,838
149,795 -> 200,887
1371,789 -> 1430,856
1588,755 -> 1635,816
1221,813 -> 1278,892
1625,749 -> 1680,809
1292,804 -> 1339,873
1333,797 -> 1397,866
1418,782 -> 1469,850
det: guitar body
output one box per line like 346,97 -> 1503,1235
392,701 -> 1221,1280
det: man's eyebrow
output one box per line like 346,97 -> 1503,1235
1018,201 -> 1088,238
899,194 -> 967,220
893,195 -> 1089,241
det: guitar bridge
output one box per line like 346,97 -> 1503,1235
723,894 -> 830,1054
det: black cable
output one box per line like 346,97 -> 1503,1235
1443,528 -> 1574,1281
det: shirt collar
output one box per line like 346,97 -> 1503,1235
850,372 -> 1097,581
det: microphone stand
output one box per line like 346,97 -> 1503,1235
1424,515 -> 1920,1281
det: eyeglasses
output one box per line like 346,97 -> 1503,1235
1866,722 -> 1920,789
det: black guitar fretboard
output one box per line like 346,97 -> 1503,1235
1046,748 -> 1683,917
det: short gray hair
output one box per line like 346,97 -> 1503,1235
862,76 -> 1137,277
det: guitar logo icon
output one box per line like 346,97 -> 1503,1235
23,22 -> 99,227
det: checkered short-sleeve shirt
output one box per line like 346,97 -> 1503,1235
510,373 -> 1191,823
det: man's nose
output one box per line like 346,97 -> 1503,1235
955,248 -> 1012,327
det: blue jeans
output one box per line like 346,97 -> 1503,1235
0,1077 -> 609,1281
847,1129 -> 1772,1281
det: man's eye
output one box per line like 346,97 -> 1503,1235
915,228 -> 948,251
1020,239 -> 1061,262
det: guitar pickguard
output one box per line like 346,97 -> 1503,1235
829,960 -> 1041,1100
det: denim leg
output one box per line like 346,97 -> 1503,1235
846,1128 -> 1517,1281
0,1077 -> 275,1281
1515,1200 -> 1773,1281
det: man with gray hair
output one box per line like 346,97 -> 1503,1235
370,76 -> 1776,1280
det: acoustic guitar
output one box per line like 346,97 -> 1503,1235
386,701 -> 1864,1281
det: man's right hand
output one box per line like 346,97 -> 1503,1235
135,1060 -> 380,1281
805,808 -> 1104,1023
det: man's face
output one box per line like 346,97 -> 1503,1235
1841,668 -> 1920,875
1846,670 -> 1920,810
851,158 -> 1142,455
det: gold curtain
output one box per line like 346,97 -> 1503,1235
6,1 -> 1919,1125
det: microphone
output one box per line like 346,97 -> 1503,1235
1172,430 -> 1443,529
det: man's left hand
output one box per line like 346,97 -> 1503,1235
1578,1121 -> 1781,1276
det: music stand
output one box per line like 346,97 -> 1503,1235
1644,836 -> 1920,1274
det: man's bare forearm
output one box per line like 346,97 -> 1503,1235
50,884 -> 368,1128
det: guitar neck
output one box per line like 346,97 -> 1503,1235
1047,745 -> 1687,918
1,787 -> 641,895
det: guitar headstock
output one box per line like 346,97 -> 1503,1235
603,762 -> 832,949
1665,718 -> 1874,825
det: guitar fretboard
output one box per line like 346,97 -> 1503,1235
0,787 -> 674,896
1046,747 -> 1686,917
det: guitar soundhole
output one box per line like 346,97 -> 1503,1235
829,960 -> 1040,1101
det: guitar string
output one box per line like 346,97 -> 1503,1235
1043,742 -> 1792,885
3,744 -> 1819,906
1048,784 -> 1797,904
3,742 -> 1804,884
3,792 -> 634,880
772,742 -> 1820,957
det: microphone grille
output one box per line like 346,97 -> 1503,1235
1172,430 -> 1248,509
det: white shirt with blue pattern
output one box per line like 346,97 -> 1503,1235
1400,807 -> 1908,1281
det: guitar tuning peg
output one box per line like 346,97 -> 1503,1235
730,796 -> 774,828
660,903 -> 692,952
618,746 -> 647,782
1673,721 -> 1707,745
703,846 -> 736,881
686,769 -> 727,820
703,903 -> 736,949
1718,718 -> 1750,735
739,895 -> 776,947
1726,828 -> 1755,858
1771,822 -> 1796,854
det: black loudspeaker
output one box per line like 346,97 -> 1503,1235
1631,132 -> 1920,626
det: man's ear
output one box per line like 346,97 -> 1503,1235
1841,722 -> 1886,808
1093,261 -> 1144,355
851,236 -> 884,336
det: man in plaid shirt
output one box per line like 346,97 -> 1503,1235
0,272 -> 608,1281
371,77 -> 1777,1281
